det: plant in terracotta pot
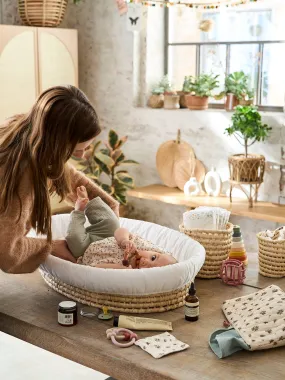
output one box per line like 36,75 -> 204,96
184,73 -> 219,110
226,105 -> 271,186
75,130 -> 138,211
223,71 -> 250,111
239,88 -> 255,106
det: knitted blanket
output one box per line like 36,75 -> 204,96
222,285 -> 285,351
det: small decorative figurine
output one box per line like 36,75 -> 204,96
220,259 -> 246,286
229,225 -> 248,265
98,306 -> 113,320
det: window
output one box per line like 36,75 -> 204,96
165,4 -> 285,111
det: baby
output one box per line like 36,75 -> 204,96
66,186 -> 177,269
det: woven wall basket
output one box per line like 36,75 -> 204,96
40,271 -> 189,313
18,0 -> 67,27
257,233 -> 285,278
229,154 -> 265,183
180,223 -> 233,279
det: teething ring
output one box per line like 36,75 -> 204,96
107,328 -> 138,348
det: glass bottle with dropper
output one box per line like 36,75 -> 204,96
184,282 -> 199,322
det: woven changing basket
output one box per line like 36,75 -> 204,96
180,223 -> 233,279
257,233 -> 285,278
18,0 -> 67,27
40,271 -> 189,313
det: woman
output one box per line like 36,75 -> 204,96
0,85 -> 119,274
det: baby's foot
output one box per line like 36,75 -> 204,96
77,186 -> 89,200
75,198 -> 89,211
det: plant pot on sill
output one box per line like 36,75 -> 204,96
164,93 -> 180,110
185,95 -> 209,110
177,91 -> 188,109
147,94 -> 164,109
225,93 -> 239,111
239,98 -> 254,106
228,154 -> 265,183
18,0 -> 68,27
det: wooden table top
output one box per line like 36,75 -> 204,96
128,185 -> 285,223
1,255 -> 285,380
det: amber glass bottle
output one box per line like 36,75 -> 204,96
185,282 -> 199,322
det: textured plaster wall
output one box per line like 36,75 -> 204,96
1,0 -> 285,251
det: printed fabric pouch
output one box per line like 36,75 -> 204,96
134,332 -> 189,359
222,284 -> 285,351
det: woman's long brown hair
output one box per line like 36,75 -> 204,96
0,85 -> 101,242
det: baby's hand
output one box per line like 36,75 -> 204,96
75,197 -> 89,211
120,239 -> 137,255
77,186 -> 89,200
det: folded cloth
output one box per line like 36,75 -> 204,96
209,327 -> 250,358
135,332 -> 189,359
222,285 -> 285,351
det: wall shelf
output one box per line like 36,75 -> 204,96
128,184 -> 285,224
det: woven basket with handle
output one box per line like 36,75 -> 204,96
18,0 -> 67,27
257,233 -> 285,278
180,223 -> 233,279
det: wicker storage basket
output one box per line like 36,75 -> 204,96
257,233 -> 285,278
41,271 -> 189,313
18,0 -> 67,27
229,154 -> 265,183
180,223 -> 233,279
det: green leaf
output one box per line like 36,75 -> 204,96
86,173 -> 99,181
115,172 -> 135,189
108,130 -> 119,149
114,192 -> 127,205
116,152 -> 125,164
111,149 -> 123,163
95,152 -> 115,168
101,184 -> 113,194
94,157 -> 111,175
115,136 -> 128,149
120,159 -> 139,165
74,163 -> 88,171
91,140 -> 101,156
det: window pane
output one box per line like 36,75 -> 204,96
200,44 -> 227,103
169,8 -> 202,43
229,44 -> 259,97
168,45 -> 196,91
262,43 -> 285,106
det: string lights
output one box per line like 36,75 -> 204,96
126,0 -> 261,10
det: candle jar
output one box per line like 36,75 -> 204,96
58,301 -> 78,326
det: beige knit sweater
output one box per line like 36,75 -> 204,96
0,164 -> 119,274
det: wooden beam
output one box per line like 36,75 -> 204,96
128,184 -> 285,224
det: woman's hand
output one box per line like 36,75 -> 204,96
52,240 -> 76,263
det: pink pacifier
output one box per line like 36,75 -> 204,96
106,328 -> 138,348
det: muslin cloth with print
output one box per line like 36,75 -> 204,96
134,332 -> 189,359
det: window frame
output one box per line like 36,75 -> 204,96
164,8 -> 285,112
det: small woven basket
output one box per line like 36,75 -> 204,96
179,223 -> 233,279
228,154 -> 265,183
147,94 -> 164,109
257,233 -> 285,278
18,0 -> 67,27
40,271 -> 189,313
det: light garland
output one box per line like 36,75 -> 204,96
126,0 -> 261,9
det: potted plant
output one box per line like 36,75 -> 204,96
147,84 -> 164,109
239,88 -> 255,106
223,71 -> 249,111
184,73 -> 219,110
177,76 -> 191,109
75,130 -> 138,215
225,105 -> 271,184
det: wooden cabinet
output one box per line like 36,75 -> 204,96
0,25 -> 78,122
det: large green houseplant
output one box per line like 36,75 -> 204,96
183,73 -> 219,110
226,105 -> 271,184
76,130 -> 138,206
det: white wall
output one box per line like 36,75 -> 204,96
1,0 -> 285,251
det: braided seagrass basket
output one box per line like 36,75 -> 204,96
40,270 -> 189,313
257,233 -> 285,278
179,223 -> 233,279
18,0 -> 67,27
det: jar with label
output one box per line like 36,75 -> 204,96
184,282 -> 199,322
58,301 -> 78,326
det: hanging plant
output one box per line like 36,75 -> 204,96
76,130 -> 139,205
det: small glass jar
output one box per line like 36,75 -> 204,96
58,301 -> 78,326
